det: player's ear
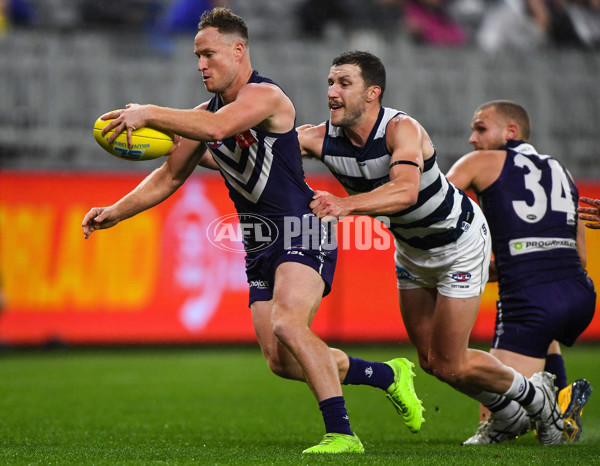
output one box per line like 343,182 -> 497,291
233,41 -> 245,59
366,85 -> 381,103
505,122 -> 519,140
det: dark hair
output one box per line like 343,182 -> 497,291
197,7 -> 249,44
478,100 -> 531,141
331,51 -> 386,102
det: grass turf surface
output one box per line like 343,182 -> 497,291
1,344 -> 599,465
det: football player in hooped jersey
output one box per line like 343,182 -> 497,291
447,100 -> 596,444
81,8 -> 426,455
299,51 -> 567,446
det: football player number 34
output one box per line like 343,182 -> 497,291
512,154 -> 576,224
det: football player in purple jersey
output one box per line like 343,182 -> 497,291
447,100 -> 596,444
82,8 -> 424,454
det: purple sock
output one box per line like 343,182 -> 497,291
342,356 -> 394,390
545,353 -> 568,390
319,396 -> 353,435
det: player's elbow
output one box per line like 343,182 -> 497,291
404,191 -> 419,208
202,126 -> 227,143
384,191 -> 418,214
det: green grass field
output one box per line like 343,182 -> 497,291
1,344 -> 599,465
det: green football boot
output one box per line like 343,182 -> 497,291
385,357 -> 425,433
302,433 -> 364,454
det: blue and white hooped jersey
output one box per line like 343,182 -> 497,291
322,106 -> 474,250
478,140 -> 582,291
205,71 -> 315,251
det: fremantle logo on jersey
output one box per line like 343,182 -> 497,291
209,131 -> 276,205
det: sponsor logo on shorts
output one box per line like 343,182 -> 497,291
396,266 -> 416,281
509,237 -> 577,256
451,272 -> 472,282
249,279 -> 269,289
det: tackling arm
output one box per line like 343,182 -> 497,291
310,116 -> 424,218
297,123 -> 326,159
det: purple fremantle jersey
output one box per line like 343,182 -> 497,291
478,140 -> 583,291
205,71 -> 315,251
322,107 -> 474,250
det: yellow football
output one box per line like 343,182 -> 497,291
93,113 -> 174,161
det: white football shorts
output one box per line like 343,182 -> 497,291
394,201 -> 491,298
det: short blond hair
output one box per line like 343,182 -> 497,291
197,7 -> 249,44
478,100 -> 531,141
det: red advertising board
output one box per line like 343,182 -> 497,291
0,171 -> 599,345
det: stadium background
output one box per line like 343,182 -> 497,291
1,0 -> 599,346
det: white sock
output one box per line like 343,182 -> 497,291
472,390 -> 522,419
503,368 -> 543,415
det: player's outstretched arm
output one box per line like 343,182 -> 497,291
81,165 -> 175,239
578,197 -> 600,230
83,133 -> 206,239
101,84 -> 292,144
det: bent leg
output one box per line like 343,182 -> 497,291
427,293 -> 516,394
252,294 -> 392,388
270,261 -> 342,401
251,299 -> 306,381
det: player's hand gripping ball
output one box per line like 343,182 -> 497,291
93,111 -> 174,161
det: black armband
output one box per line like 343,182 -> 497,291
389,160 -> 422,172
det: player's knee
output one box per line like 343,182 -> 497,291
429,359 -> 464,385
270,312 -> 304,347
270,316 -> 291,343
